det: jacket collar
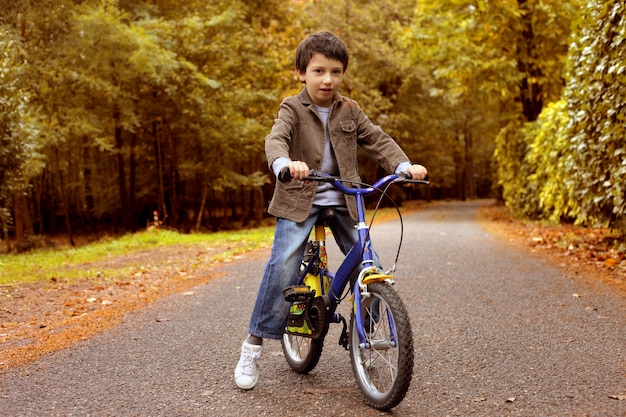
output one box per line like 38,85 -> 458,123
298,87 -> 341,107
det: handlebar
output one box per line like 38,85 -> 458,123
278,167 -> 429,196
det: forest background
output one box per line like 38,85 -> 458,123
0,0 -> 625,250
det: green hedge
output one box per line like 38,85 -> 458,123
494,0 -> 626,232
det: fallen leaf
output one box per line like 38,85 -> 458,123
101,300 -> 113,305
604,258 -> 619,267
572,293 -> 583,298
505,397 -> 516,403
608,394 -> 626,401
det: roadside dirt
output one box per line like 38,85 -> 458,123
1,201 -> 624,371
0,244 -> 245,370
480,203 -> 626,293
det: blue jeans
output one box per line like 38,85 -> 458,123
248,205 -> 358,340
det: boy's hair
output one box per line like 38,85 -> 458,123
295,31 -> 349,74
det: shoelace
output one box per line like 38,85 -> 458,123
240,350 -> 262,375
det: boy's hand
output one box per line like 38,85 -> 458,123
287,161 -> 310,181
406,164 -> 428,181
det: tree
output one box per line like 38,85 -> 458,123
403,0 -> 522,198
5,0 -> 596,242
561,0 -> 626,228
1,0 -> 308,240
405,0 -> 580,202
0,21 -> 44,245
492,0 -> 626,229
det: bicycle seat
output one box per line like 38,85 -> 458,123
316,208 -> 336,227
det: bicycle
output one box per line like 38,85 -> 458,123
279,168 -> 429,411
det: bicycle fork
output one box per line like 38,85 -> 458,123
350,221 -> 399,350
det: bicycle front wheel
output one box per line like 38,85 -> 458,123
281,333 -> 324,374
349,281 -> 414,411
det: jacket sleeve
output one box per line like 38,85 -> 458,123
352,102 -> 411,174
265,99 -> 296,170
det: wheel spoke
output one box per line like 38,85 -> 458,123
282,332 -> 324,374
350,282 -> 414,411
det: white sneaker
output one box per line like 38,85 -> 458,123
234,341 -> 263,389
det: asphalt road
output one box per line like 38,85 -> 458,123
1,200 -> 625,416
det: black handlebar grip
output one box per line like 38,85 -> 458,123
400,171 -> 430,185
278,166 -> 292,183
400,172 -> 429,181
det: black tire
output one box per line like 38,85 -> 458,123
281,333 -> 324,374
349,282 -> 414,411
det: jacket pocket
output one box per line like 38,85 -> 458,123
282,180 -> 304,191
340,120 -> 356,133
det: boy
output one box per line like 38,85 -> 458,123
234,31 -> 427,390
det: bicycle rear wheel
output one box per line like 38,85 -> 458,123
349,281 -> 414,411
281,333 -> 324,374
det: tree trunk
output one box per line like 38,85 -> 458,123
253,187 -> 264,226
517,0 -> 543,122
31,173 -> 45,235
195,184 -> 208,231
154,120 -> 168,226
13,195 -> 25,242
241,187 -> 249,227
464,127 -> 476,200
454,133 -> 466,201
54,147 -> 75,246
58,180 -> 75,247
1,216 -> 10,251
115,115 -> 130,231
229,190 -> 237,222
168,125 -> 179,227
82,164 -> 95,234
129,132 -> 137,231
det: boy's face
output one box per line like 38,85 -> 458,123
297,52 -> 344,107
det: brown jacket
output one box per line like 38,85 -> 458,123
265,88 -> 410,222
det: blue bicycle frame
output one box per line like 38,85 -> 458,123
294,173 -> 406,348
